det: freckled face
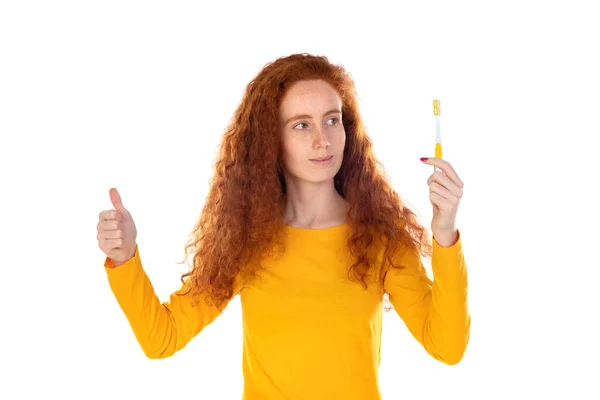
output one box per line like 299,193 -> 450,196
278,79 -> 346,184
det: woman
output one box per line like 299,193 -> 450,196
98,53 -> 470,399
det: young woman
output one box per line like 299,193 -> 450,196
98,52 -> 470,399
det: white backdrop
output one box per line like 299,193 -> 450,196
1,1 -> 598,399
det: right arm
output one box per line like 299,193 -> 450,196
104,245 -> 237,359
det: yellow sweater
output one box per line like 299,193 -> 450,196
104,223 -> 470,399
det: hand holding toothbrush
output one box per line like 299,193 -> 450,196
420,99 -> 464,247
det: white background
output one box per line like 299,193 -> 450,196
1,1 -> 598,399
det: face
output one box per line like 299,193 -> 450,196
277,79 -> 346,185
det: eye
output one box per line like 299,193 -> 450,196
294,122 -> 308,130
328,117 -> 339,125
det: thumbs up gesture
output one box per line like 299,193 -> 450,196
97,188 -> 138,267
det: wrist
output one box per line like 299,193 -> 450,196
433,228 -> 459,248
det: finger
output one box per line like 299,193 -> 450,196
110,188 -> 126,213
427,172 -> 463,198
100,237 -> 124,248
421,158 -> 464,189
429,182 -> 457,202
97,229 -> 123,240
430,191 -> 455,209
97,219 -> 120,231
99,210 -> 123,222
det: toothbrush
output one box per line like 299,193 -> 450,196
433,99 -> 442,172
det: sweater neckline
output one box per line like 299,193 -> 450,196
284,223 -> 349,232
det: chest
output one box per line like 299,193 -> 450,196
239,239 -> 385,327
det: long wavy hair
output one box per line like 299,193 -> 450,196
176,53 -> 433,309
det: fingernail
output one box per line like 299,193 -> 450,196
420,157 -> 428,162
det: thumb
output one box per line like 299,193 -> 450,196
109,188 -> 128,214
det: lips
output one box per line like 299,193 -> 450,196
310,156 -> 333,161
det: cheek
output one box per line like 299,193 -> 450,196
281,137 -> 304,164
334,129 -> 346,149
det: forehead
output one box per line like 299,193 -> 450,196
279,80 -> 342,115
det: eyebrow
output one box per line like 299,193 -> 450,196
284,108 -> 342,126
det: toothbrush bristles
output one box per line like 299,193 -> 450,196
433,99 -> 441,116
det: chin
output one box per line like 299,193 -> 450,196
303,168 -> 342,184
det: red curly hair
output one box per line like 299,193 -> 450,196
176,53 -> 433,309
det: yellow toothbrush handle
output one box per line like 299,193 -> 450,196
434,142 -> 442,172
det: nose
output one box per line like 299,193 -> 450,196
312,127 -> 330,149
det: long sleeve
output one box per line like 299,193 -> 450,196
104,245 -> 238,359
383,230 -> 470,365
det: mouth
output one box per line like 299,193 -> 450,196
310,155 -> 333,162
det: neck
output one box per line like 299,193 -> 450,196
283,178 -> 347,229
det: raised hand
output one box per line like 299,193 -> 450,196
420,157 -> 464,247
97,188 -> 138,266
